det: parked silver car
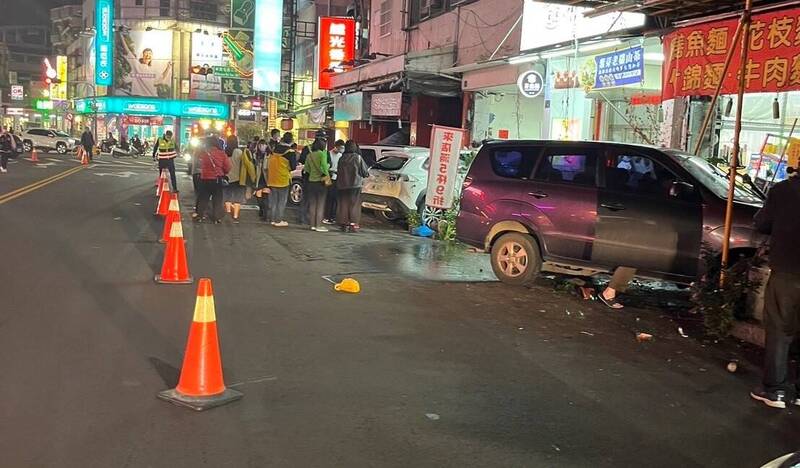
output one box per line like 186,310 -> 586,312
22,128 -> 77,154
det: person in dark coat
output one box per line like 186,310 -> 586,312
335,140 -> 370,232
80,127 -> 95,161
750,167 -> 800,409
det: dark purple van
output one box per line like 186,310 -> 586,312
456,140 -> 765,286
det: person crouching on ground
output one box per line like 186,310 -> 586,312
194,136 -> 231,224
223,134 -> 255,224
335,140 -> 370,232
303,138 -> 331,232
266,132 -> 297,227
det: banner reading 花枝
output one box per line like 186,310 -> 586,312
115,30 -> 174,98
426,125 -> 466,210
662,6 -> 800,100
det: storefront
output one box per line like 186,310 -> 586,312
73,96 -> 229,147
663,5 -> 800,186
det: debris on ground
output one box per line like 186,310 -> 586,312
334,278 -> 361,294
678,327 -> 689,338
425,413 -> 440,421
578,286 -> 595,300
580,331 -> 595,337
636,332 -> 653,342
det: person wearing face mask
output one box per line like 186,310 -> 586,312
253,139 -> 271,221
323,139 -> 346,224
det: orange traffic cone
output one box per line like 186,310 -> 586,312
30,148 -> 39,164
155,184 -> 171,216
156,170 -> 166,197
160,193 -> 180,244
154,218 -> 193,284
157,278 -> 242,411
80,148 -> 89,165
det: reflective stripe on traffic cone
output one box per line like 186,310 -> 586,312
154,219 -> 193,284
156,171 -> 166,197
30,148 -> 39,164
155,184 -> 171,217
157,278 -> 242,411
160,194 -> 180,244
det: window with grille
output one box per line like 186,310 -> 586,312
379,0 -> 392,37
159,0 -> 170,17
190,1 -> 218,21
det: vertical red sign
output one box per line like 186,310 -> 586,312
318,17 -> 356,90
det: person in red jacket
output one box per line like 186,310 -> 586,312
194,136 -> 231,224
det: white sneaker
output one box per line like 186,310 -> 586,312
275,221 -> 289,227
322,219 -> 335,225
311,226 -> 317,231
0,167 -> 6,173
316,226 -> 329,232
270,221 -> 277,226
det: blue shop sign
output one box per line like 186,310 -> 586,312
74,97 -> 229,119
594,46 -> 644,89
95,0 -> 114,86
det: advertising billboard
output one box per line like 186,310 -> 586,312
426,125 -> 467,210
520,1 -> 644,52
191,32 -> 225,68
116,30 -> 174,98
252,0 -> 283,92
594,46 -> 644,90
52,55 -> 68,100
231,0 -> 256,30
318,17 -> 356,90
74,96 -> 229,119
95,0 -> 114,86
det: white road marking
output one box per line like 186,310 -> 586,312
92,171 -> 139,178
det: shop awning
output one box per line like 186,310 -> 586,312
562,0 -> 792,23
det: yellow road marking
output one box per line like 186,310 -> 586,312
0,166 -> 85,205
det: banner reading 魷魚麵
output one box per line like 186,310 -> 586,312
662,6 -> 800,100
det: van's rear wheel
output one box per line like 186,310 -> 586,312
490,232 -> 542,286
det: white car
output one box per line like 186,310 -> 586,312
362,147 -> 432,222
362,147 -> 475,224
22,128 -> 77,154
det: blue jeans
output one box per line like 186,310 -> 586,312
268,186 -> 289,222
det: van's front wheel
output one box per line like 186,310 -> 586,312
490,232 -> 542,286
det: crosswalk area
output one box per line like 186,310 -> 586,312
9,155 -> 188,173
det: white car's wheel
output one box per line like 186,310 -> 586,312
23,140 -> 33,152
56,142 -> 67,154
421,205 -> 443,228
289,181 -> 303,205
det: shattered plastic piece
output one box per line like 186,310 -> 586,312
425,413 -> 440,421
636,332 -> 653,342
727,361 -> 738,373
518,327 -> 524,330
699,368 -> 708,372
678,327 -> 689,338
580,331 -> 594,337
552,444 -> 561,452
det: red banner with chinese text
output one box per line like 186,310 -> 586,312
662,6 -> 800,101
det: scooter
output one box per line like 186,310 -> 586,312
111,143 -> 142,159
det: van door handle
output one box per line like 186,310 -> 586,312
527,191 -> 548,199
600,203 -> 626,211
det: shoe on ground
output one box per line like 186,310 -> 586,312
311,226 -> 317,231
0,167 -> 6,173
750,387 -> 787,409
316,226 -> 329,232
275,221 -> 289,227
270,221 -> 277,226
322,219 -> 335,225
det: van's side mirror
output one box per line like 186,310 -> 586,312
670,180 -> 695,199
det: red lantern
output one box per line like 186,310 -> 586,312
280,118 -> 293,131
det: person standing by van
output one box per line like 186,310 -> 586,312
750,167 -> 800,409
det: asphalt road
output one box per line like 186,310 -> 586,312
0,153 -> 798,468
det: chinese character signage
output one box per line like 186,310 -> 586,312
663,6 -> 800,100
221,77 -> 254,96
318,17 -> 356,90
594,46 -> 644,89
95,0 -> 114,86
73,96 -> 229,119
52,55 -> 68,100
192,33 -> 225,67
426,125 -> 467,210
517,70 -> 544,98
252,0 -> 283,91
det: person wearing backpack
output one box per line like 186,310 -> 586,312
266,132 -> 298,227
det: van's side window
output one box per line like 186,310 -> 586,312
605,153 -> 677,198
535,149 -> 597,186
490,148 -> 539,179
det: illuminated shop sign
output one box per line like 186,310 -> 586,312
95,0 -> 114,86
318,16 -> 356,90
74,97 -> 229,119
252,0 -> 283,91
